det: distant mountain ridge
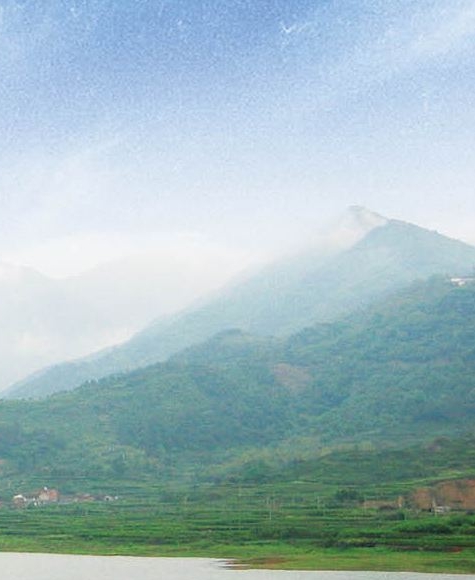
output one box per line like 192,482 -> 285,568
0,247 -> 242,392
6,208 -> 475,399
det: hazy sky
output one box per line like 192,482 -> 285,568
1,0 -> 475,276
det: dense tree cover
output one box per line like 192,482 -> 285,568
0,277 -> 475,488
217,432 -> 475,488
286,277 -> 475,439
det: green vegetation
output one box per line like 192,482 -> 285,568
9,217 -> 475,399
1,276 -> 475,572
2,437 -> 475,573
2,502 -> 475,574
1,276 -> 475,483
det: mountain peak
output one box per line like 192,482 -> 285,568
324,206 -> 388,251
345,205 -> 388,228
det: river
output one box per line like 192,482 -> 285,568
0,553 -> 473,580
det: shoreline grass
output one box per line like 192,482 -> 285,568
3,469 -> 475,575
1,537 -> 475,575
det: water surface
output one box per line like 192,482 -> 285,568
0,553 -> 473,580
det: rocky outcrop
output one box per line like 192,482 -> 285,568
411,479 -> 475,510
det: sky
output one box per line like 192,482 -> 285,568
1,0 -> 475,277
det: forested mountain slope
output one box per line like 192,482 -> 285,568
1,277 -> 475,484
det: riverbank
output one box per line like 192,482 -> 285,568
1,540 -> 475,575
1,552 -> 473,580
2,477 -> 475,575
230,547 -> 475,575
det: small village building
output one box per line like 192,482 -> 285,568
13,494 -> 27,508
433,504 -> 451,515
12,487 -> 60,508
37,487 -> 60,504
450,277 -> 475,287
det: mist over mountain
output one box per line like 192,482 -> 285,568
7,208 -> 475,400
0,249 -> 244,391
0,262 -> 89,388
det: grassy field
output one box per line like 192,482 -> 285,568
1,477 -> 475,573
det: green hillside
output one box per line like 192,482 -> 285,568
1,276 -> 475,488
8,216 -> 475,399
285,276 -> 475,441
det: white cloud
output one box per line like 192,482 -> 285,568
350,0 -> 475,80
4,230 -> 260,279
279,21 -> 311,36
410,0 -> 475,61
292,0 -> 475,107
0,135 -> 136,245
